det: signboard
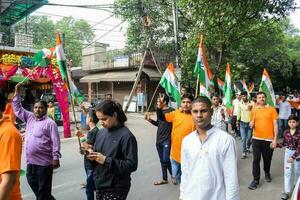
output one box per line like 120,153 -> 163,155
114,55 -> 129,68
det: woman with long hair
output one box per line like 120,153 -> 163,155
88,100 -> 138,200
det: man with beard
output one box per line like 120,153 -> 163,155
12,83 -> 61,200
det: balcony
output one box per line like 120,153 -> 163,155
82,48 -> 174,72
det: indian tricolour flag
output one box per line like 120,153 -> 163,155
241,79 -> 250,98
259,68 -> 276,107
224,63 -> 233,109
217,78 -> 224,93
67,72 -> 85,105
194,34 -> 213,98
248,82 -> 255,93
55,32 -> 67,81
160,63 -> 181,105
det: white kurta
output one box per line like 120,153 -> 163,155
180,127 -> 239,200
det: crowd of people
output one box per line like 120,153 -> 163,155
1,83 -> 300,200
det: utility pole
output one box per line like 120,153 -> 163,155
172,0 -> 179,68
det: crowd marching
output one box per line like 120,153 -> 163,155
1,80 -> 300,200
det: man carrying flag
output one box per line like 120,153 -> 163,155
248,69 -> 278,190
194,35 -> 213,97
158,66 -> 195,184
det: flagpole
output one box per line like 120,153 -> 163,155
60,33 -> 80,146
195,74 -> 199,97
146,83 -> 160,113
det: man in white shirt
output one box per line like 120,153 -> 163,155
211,94 -> 228,131
231,94 -> 241,136
277,95 -> 291,138
180,96 -> 239,200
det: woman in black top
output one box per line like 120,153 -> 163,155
88,100 -> 138,200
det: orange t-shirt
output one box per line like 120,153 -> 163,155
0,118 -> 22,200
251,106 -> 278,140
165,109 -> 195,163
4,102 -> 15,123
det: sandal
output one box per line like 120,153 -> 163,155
171,178 -> 178,185
153,180 -> 168,185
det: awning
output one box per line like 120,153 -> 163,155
0,1 -> 48,26
80,71 -> 138,83
80,68 -> 162,83
143,67 -> 161,81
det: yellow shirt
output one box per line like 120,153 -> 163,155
251,106 -> 278,141
165,109 -> 195,163
237,101 -> 251,123
47,107 -> 55,120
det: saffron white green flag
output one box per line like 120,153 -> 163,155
241,79 -> 250,98
224,63 -> 233,109
217,78 -> 224,93
160,63 -> 181,105
194,35 -> 213,97
55,32 -> 67,81
259,69 -> 276,107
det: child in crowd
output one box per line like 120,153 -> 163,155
47,101 -> 55,120
273,115 -> 300,200
77,109 -> 99,200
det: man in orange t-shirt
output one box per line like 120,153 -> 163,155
157,93 -> 195,184
0,91 -> 22,200
248,91 -> 278,190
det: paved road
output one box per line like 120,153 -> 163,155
20,113 -> 286,200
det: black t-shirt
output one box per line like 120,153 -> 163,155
92,125 -> 138,193
150,107 -> 174,144
84,126 -> 99,170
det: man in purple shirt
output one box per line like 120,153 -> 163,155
13,83 -> 61,200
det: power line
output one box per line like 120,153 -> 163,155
83,20 -> 125,49
91,14 -> 114,28
33,11 -> 120,27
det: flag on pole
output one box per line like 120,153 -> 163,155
67,72 -> 85,105
224,63 -> 233,109
248,82 -> 254,93
217,78 -> 224,92
194,34 -> 213,97
259,68 -> 276,107
55,32 -> 67,81
241,79 -> 250,98
160,63 -> 181,105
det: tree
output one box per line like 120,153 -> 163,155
13,16 -> 94,67
114,0 -> 298,91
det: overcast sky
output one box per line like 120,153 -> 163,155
31,0 -> 300,50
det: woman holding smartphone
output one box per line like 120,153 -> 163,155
87,100 -> 138,200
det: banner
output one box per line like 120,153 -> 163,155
45,67 -> 71,138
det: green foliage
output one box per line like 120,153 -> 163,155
13,16 -> 94,67
115,0 -> 299,91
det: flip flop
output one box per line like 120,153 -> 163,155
153,180 -> 168,185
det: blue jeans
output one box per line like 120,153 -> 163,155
279,119 -> 288,138
85,169 -> 95,200
171,159 -> 181,183
156,142 -> 172,180
240,122 -> 252,153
